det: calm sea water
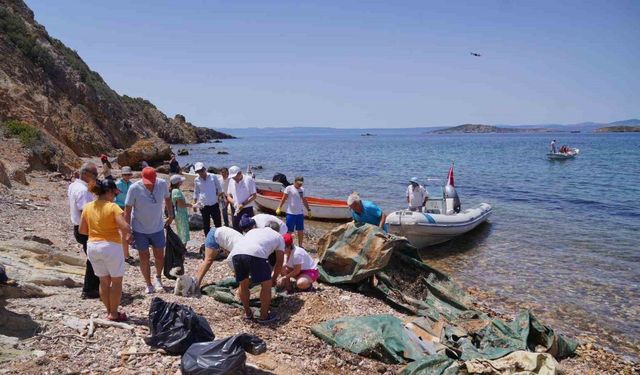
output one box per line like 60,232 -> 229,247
176,129 -> 640,359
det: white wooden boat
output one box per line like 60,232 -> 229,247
255,190 -> 352,221
255,179 -> 284,192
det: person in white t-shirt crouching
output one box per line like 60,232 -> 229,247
275,176 -> 311,247
276,233 -> 319,292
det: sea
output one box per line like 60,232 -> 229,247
175,128 -> 640,360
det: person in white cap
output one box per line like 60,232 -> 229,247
170,174 -> 191,244
226,165 -> 257,231
192,162 -> 224,236
406,177 -> 428,211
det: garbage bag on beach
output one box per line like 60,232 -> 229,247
0,263 -> 7,284
164,227 -> 186,280
181,333 -> 267,375
189,213 -> 204,231
145,297 -> 215,355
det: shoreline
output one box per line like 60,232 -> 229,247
0,166 -> 638,374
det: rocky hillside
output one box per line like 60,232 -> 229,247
596,126 -> 640,133
431,124 -> 549,134
0,0 -> 232,171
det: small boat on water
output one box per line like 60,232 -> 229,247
255,190 -> 352,221
387,165 -> 492,249
547,148 -> 580,160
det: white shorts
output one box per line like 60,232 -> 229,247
87,241 -> 125,278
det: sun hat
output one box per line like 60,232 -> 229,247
283,233 -> 293,247
239,214 -> 256,231
194,162 -> 206,172
170,174 -> 185,185
410,177 -> 419,184
228,166 -> 241,178
121,166 -> 133,175
141,167 -> 157,185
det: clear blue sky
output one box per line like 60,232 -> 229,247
26,0 -> 640,128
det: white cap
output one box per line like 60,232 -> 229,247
194,162 -> 206,172
228,165 -> 241,178
170,174 -> 185,185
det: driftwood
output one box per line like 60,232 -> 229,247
63,315 -> 135,337
92,318 -> 134,331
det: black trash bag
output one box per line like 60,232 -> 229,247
272,173 -> 291,187
0,263 -> 7,284
181,333 -> 267,375
164,227 -> 186,280
145,297 -> 215,355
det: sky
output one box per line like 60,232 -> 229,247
26,0 -> 640,128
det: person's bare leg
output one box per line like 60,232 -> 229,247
238,279 -> 252,318
109,277 -> 123,317
99,276 -> 111,316
152,247 -> 164,279
195,248 -> 219,287
122,239 -> 130,258
138,250 -> 152,286
259,280 -> 272,319
296,230 -> 304,247
296,275 -> 312,290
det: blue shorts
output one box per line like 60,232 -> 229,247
232,254 -> 272,283
132,230 -> 166,251
286,214 -> 304,231
204,228 -> 219,250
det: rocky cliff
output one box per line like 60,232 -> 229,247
0,0 -> 233,171
431,124 -> 549,134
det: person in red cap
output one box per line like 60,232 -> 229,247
100,154 -> 113,180
276,233 -> 318,292
124,167 -> 174,294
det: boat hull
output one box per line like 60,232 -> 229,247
387,203 -> 492,248
547,148 -> 580,160
255,179 -> 284,192
255,190 -> 352,221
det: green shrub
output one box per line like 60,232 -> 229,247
0,7 -> 56,74
3,120 -> 40,146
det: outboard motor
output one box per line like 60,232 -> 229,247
272,173 -> 291,188
444,184 -> 461,214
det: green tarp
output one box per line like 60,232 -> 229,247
201,278 -> 286,315
312,223 -> 578,373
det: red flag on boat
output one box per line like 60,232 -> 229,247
447,163 -> 455,187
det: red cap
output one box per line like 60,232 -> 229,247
142,167 -> 157,185
283,233 -> 293,247
100,154 -> 108,161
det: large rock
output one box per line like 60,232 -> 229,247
0,160 -> 10,188
117,138 -> 172,169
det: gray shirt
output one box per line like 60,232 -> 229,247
125,179 -> 170,234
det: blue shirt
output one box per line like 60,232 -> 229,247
114,178 -> 133,208
125,179 -> 170,234
351,200 -> 387,231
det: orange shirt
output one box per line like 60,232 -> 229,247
81,200 -> 124,243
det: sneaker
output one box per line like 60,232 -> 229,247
153,277 -> 164,291
145,284 -> 155,294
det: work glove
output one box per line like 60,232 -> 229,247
275,207 -> 282,216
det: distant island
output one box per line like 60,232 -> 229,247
431,124 -> 549,134
596,126 -> 640,133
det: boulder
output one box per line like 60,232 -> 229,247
0,161 -> 10,188
177,148 -> 189,156
189,213 -> 204,231
116,137 -> 172,170
155,163 -> 171,175
207,166 -> 221,174
22,235 -> 53,246
10,169 -> 28,185
217,151 -> 229,155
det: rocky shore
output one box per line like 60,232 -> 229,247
0,167 -> 638,374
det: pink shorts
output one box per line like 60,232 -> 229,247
299,269 -> 319,282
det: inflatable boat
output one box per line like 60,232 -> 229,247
387,166 -> 492,248
547,148 -> 579,160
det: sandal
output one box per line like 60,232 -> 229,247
256,312 -> 278,324
108,311 -> 128,322
125,256 -> 135,265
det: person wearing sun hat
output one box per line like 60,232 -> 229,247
170,174 -> 191,244
124,167 -> 174,294
226,165 -> 257,231
192,162 -> 224,236
115,166 -> 135,263
406,177 -> 428,212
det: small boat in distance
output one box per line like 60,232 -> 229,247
547,147 -> 580,160
387,165 -> 492,249
255,190 -> 352,221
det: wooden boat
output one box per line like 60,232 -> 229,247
255,190 -> 352,221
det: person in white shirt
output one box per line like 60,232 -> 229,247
217,167 -> 233,227
252,213 -> 288,235
277,233 -> 318,292
275,176 -> 311,247
193,162 -> 224,236
67,162 -> 100,299
194,226 -> 243,287
406,177 -> 428,212
226,165 -> 257,231
230,227 -> 284,323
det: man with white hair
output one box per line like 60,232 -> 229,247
407,177 -> 428,211
68,162 -> 100,299
347,192 -> 387,232
226,165 -> 257,231
193,162 -> 224,236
